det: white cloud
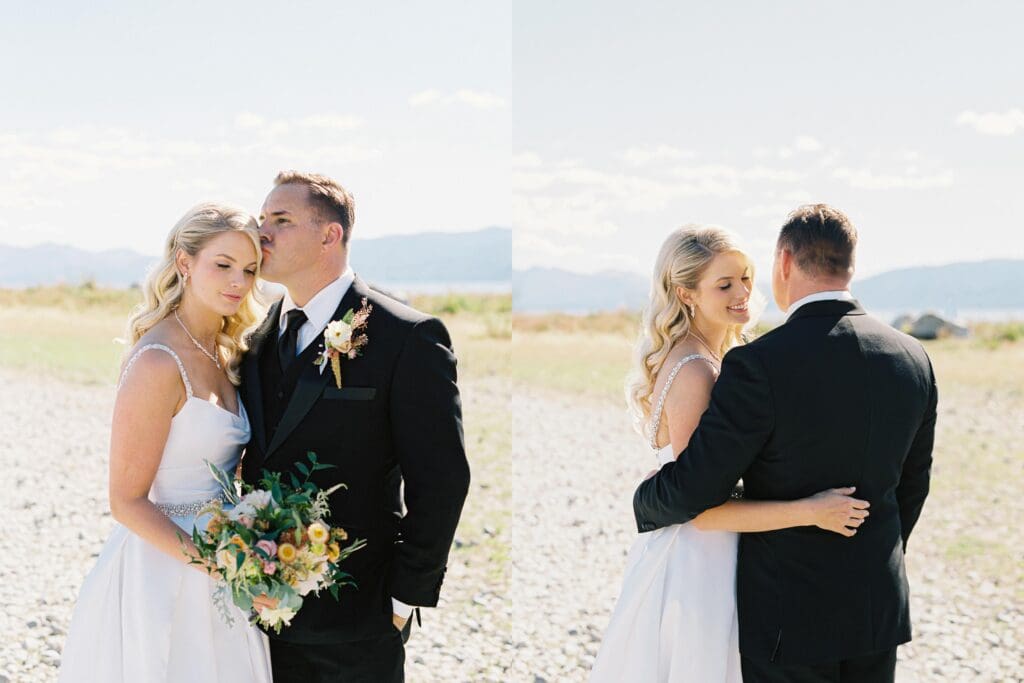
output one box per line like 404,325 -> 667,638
741,204 -> 793,219
409,89 -> 443,107
794,136 -> 823,152
956,108 -> 1024,136
515,193 -> 620,237
739,195 -> 812,222
235,112 -> 266,129
297,114 -> 364,131
622,144 -> 694,166
409,88 -> 507,110
234,112 -> 364,137
513,230 -> 638,272
818,149 -> 842,167
781,190 -> 813,203
743,166 -> 805,183
454,89 -> 506,110
511,151 -> 543,168
832,166 -> 954,190
263,142 -> 383,164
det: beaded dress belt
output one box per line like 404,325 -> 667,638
154,493 -> 226,518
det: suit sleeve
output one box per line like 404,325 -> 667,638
895,358 -> 936,551
388,317 -> 471,606
633,344 -> 774,532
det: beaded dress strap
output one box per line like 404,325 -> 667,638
117,343 -> 193,398
647,354 -> 718,450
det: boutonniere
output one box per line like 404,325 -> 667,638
314,297 -> 372,388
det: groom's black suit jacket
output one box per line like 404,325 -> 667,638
634,300 -> 936,666
240,275 -> 470,644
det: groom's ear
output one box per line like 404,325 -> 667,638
778,248 -> 794,280
320,222 -> 344,250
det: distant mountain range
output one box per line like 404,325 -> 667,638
514,260 -> 1024,316
0,227 -> 511,289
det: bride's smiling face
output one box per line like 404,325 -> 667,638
684,250 -> 753,328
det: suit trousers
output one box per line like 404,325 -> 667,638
741,648 -> 897,683
269,620 -> 411,683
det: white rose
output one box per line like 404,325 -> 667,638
226,501 -> 256,521
241,489 -> 273,510
325,320 -> 353,349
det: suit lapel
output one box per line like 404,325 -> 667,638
264,277 -> 370,460
245,299 -> 281,453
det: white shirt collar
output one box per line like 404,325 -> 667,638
278,268 -> 355,334
785,290 -> 854,320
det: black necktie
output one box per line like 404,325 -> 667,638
278,309 -> 308,372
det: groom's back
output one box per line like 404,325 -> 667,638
737,299 -> 935,665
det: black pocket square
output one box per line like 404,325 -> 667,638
322,386 -> 377,400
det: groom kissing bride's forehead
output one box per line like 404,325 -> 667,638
241,171 -> 471,682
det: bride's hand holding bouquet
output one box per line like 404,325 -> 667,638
188,452 -> 366,633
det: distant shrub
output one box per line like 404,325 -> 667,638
970,321 -> 1024,349
0,283 -> 141,313
411,293 -> 511,317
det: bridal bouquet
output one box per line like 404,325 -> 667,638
188,453 -> 366,633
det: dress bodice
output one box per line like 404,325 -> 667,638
118,344 -> 251,505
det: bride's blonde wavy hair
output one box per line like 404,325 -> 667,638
625,225 -> 753,432
123,203 -> 265,385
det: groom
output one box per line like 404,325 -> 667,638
634,205 -> 936,682
240,171 -> 471,682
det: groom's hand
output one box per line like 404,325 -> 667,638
392,612 -> 409,631
805,487 -> 871,537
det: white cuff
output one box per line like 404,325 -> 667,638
391,598 -> 415,619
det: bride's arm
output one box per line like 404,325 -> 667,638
661,363 -> 870,536
108,351 -> 208,570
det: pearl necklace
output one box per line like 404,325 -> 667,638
174,309 -> 222,369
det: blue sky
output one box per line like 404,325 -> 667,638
510,1 -> 1024,278
1,1 -> 1022,281
0,1 -> 511,254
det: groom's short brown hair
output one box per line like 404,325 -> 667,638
274,171 -> 356,245
777,204 -> 857,279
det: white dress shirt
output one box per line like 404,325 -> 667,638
785,290 -> 854,321
277,269 -> 416,620
277,268 -> 356,353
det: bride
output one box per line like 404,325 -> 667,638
589,226 -> 870,682
58,203 -> 273,682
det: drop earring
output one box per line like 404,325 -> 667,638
688,304 -> 695,318
182,271 -> 189,286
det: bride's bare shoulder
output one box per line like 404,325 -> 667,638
652,341 -> 713,391
117,329 -> 188,399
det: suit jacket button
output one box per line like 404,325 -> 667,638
277,391 -> 284,398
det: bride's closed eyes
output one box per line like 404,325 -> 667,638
719,276 -> 751,291
216,263 -> 257,276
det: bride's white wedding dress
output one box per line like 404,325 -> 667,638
590,354 -> 742,682
58,344 -> 272,683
